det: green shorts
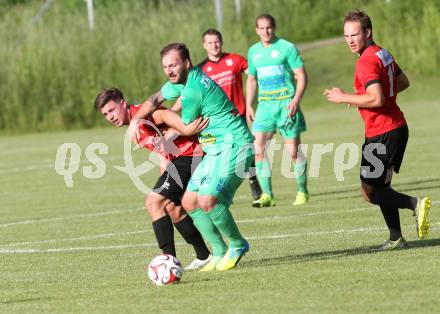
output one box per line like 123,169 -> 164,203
252,98 -> 307,138
187,143 -> 254,204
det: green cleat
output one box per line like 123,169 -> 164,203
378,237 -> 408,251
415,196 -> 431,239
215,241 -> 250,271
293,191 -> 310,206
252,193 -> 276,208
199,256 -> 222,272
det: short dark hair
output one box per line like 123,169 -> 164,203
202,28 -> 223,42
94,88 -> 124,111
160,43 -> 191,62
256,13 -> 276,28
344,10 -> 372,33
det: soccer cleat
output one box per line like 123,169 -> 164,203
249,177 -> 262,200
378,237 -> 408,251
252,193 -> 276,208
293,191 -> 310,206
199,256 -> 223,272
215,240 -> 249,271
184,254 -> 212,271
415,196 -> 431,239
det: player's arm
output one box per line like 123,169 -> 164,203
396,71 -> 410,93
170,97 -> 182,112
152,109 -> 208,136
324,83 -> 384,108
288,66 -> 308,116
133,91 -> 165,120
128,91 -> 166,142
245,75 -> 257,123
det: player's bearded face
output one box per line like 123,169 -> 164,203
343,21 -> 370,54
162,50 -> 189,84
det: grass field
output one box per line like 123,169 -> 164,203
1,44 -> 439,313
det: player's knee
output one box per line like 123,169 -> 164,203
166,204 -> 185,222
198,196 -> 217,212
181,193 -> 198,212
145,193 -> 167,218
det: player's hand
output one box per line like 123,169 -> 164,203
324,87 -> 345,104
246,108 -> 255,125
181,117 -> 209,136
127,118 -> 141,144
286,97 -> 300,117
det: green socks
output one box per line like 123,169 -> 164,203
208,202 -> 245,248
188,208 -> 227,257
256,160 -> 273,197
294,160 -> 308,193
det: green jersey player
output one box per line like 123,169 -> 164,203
246,13 -> 309,207
131,43 -> 253,271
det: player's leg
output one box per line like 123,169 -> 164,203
198,144 -> 253,270
284,136 -> 309,205
248,159 -> 263,201
252,131 -> 276,207
182,191 -> 227,271
242,115 -> 262,201
251,101 -> 277,207
145,192 -> 176,256
280,103 -> 309,205
365,125 -> 430,239
150,156 -> 210,268
182,156 -> 228,265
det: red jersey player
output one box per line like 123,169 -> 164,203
324,10 -> 431,250
198,28 -> 262,201
95,88 -> 212,270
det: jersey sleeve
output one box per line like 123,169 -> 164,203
287,44 -> 304,70
356,57 -> 381,89
237,54 -> 248,72
247,48 -> 257,76
160,82 -> 184,100
181,85 -> 202,124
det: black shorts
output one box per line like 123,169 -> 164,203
360,124 -> 408,188
152,156 -> 202,205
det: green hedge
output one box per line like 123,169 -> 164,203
0,0 -> 437,132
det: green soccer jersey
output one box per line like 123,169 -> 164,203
247,37 -> 303,101
160,67 -> 253,154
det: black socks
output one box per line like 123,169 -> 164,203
174,215 -> 210,260
152,215 -> 175,256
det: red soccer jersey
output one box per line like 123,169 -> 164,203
129,105 -> 203,160
354,44 -> 406,138
198,53 -> 248,116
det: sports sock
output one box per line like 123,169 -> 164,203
370,188 -> 417,211
152,215 -> 175,256
248,160 -> 262,199
256,159 -> 273,197
294,160 -> 308,194
208,202 -> 245,248
174,215 -> 210,260
378,206 -> 402,241
187,208 -> 227,257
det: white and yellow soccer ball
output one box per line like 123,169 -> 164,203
147,254 -> 183,286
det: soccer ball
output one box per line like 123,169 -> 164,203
147,254 -> 183,286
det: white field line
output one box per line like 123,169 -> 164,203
0,207 -> 145,228
1,222 -> 438,254
0,156 -> 121,174
0,206 -> 373,247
